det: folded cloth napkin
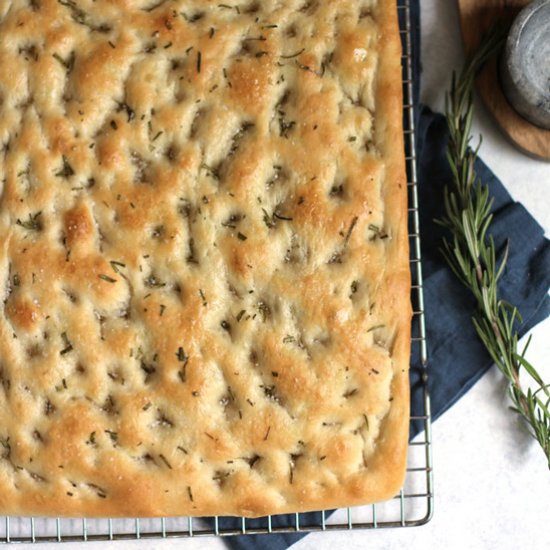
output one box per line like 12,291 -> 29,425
217,1 -> 550,548
412,106 -> 550,424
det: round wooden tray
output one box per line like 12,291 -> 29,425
457,0 -> 550,161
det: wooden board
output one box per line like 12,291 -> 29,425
457,0 -> 550,160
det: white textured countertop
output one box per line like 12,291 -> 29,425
13,1 -> 550,549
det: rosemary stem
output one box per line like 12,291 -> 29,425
440,25 -> 550,469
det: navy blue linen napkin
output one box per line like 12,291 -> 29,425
218,2 -> 550,548
413,106 -> 550,423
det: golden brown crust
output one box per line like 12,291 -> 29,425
0,0 -> 410,517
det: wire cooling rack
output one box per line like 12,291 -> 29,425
0,0 -> 432,543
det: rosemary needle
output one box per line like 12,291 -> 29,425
438,26 -> 550,469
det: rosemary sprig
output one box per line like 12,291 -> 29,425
439,27 -> 550,468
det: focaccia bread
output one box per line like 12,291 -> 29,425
0,0 -> 410,517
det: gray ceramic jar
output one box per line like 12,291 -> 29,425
500,0 -> 550,130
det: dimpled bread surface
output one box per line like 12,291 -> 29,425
0,0 -> 410,517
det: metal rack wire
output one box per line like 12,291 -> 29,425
0,0 -> 432,543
